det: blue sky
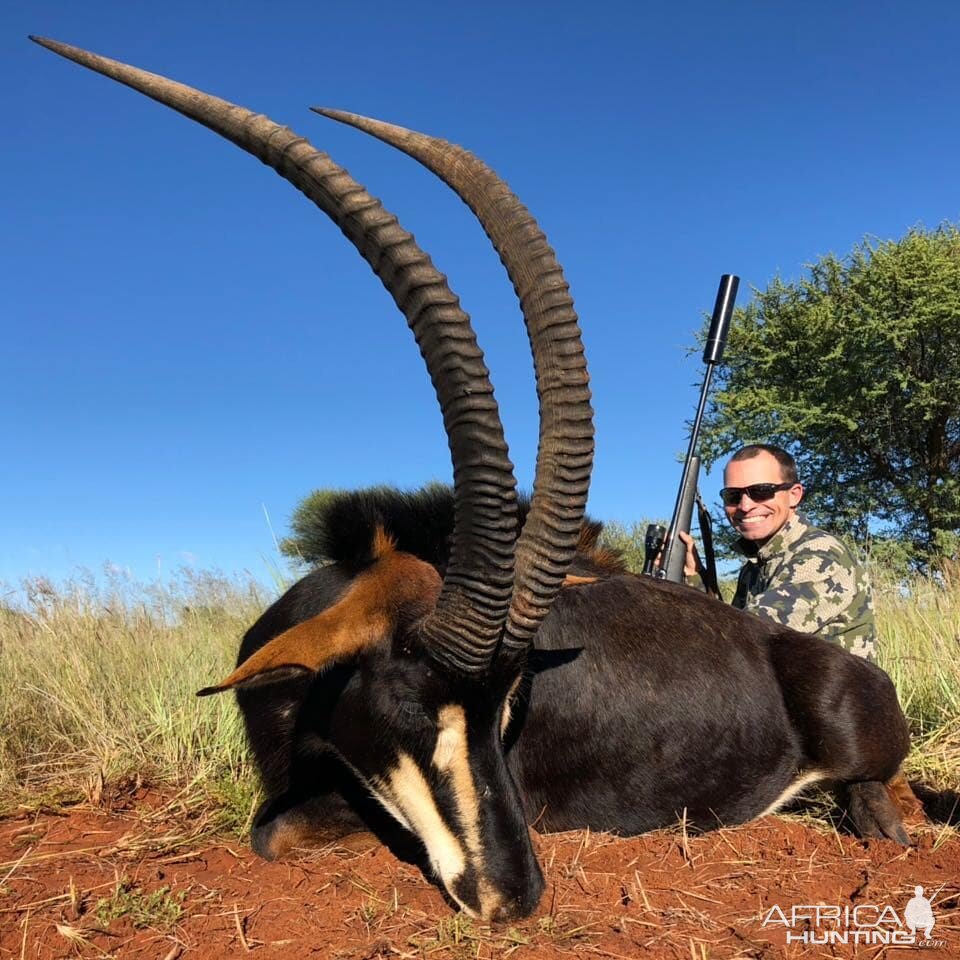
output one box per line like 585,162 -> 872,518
4,1 -> 958,591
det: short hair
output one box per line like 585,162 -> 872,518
727,444 -> 798,483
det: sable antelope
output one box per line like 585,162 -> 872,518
34,37 -> 912,924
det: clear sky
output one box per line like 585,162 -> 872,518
4,1 -> 958,592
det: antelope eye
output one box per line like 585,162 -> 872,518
395,698 -> 434,725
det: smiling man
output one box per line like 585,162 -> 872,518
706,446 -> 929,825
684,443 -> 877,661
681,445 -> 927,822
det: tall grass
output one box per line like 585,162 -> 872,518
0,568 -> 269,814
0,562 -> 957,817
872,567 -> 960,788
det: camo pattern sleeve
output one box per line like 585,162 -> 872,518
731,517 -> 878,661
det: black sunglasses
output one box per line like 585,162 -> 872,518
720,482 -> 795,507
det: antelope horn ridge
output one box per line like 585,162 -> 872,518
31,36 -> 518,676
312,109 -> 594,658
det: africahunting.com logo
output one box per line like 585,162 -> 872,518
761,884 -> 946,947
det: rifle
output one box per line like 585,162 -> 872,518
644,275 -> 738,593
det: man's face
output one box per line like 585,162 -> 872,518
722,451 -> 803,546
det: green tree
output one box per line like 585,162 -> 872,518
699,224 -> 960,569
597,518 -> 658,574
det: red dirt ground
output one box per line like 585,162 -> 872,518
1,790 -> 956,959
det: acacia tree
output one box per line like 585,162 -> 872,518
699,224 -> 960,569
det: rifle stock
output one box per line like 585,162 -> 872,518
659,455 -> 699,583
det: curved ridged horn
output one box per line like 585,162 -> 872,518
312,109 -> 593,658
31,36 -> 518,676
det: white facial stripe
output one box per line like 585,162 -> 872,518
366,774 -> 414,832
432,705 -> 466,770
432,715 -> 460,770
388,752 -> 469,898
500,677 -> 522,739
433,706 -> 481,853
340,753 -> 414,833
432,705 -> 505,919
366,710 -> 508,920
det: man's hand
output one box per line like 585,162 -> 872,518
678,530 -> 702,578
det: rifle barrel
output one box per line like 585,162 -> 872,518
656,274 -> 739,582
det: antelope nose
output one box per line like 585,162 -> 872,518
490,875 -> 544,922
492,899 -> 524,923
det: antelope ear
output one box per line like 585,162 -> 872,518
197,526 -> 442,697
196,606 -> 390,696
196,663 -> 311,696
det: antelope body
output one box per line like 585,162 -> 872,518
33,37 -> 912,923
236,485 -> 910,923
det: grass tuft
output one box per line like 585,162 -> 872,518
94,877 -> 185,929
0,567 -> 266,811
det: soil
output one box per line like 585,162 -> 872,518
1,788 -> 957,959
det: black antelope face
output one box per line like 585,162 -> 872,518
199,533 -> 542,920
322,644 -> 543,920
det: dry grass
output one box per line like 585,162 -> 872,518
0,568 -> 266,816
872,568 -> 960,789
0,560 -> 957,817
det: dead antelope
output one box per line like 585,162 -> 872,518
34,37 -> 912,924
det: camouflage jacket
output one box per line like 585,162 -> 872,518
731,514 -> 877,660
